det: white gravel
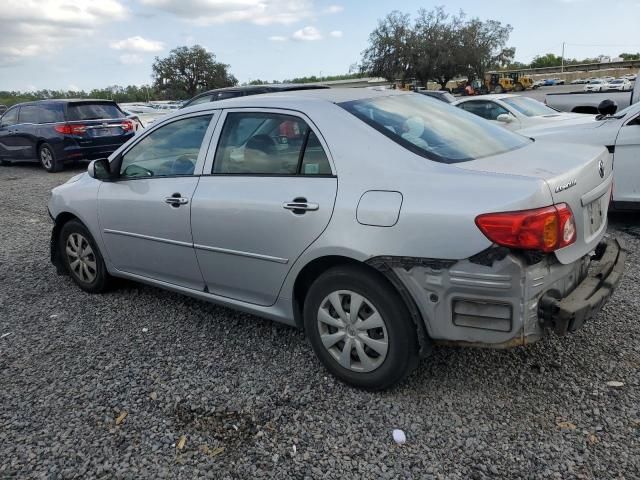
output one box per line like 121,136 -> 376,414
1,164 -> 638,479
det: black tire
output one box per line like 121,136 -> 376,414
303,265 -> 420,390
59,220 -> 111,293
494,85 -> 504,94
39,143 -> 62,173
514,83 -> 524,92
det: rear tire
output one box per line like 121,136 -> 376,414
40,143 -> 62,172
494,85 -> 504,94
303,265 -> 420,390
59,220 -> 111,293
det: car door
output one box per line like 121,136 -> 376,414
0,107 -> 27,160
15,105 -> 41,159
97,112 -> 219,289
613,112 -> 640,204
191,109 -> 338,306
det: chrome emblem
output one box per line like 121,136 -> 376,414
555,179 -> 577,193
598,159 -> 605,178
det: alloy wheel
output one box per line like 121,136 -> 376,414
65,233 -> 97,283
317,290 -> 389,373
40,148 -> 53,170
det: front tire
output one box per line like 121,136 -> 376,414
40,143 -> 62,172
59,220 -> 111,293
303,265 -> 420,390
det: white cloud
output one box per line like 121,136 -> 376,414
140,0 -> 314,25
110,36 -> 164,52
0,0 -> 127,67
269,36 -> 288,42
329,30 -> 343,38
292,26 -> 322,41
324,5 -> 343,14
68,84 -> 81,91
119,54 -> 144,65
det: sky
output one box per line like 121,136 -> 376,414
1,0 -> 640,92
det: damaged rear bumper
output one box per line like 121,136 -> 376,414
538,237 -> 625,336
369,237 -> 625,349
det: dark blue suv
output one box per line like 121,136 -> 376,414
0,99 -> 136,172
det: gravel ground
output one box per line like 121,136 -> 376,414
0,163 -> 639,480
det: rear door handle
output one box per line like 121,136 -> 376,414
283,201 -> 319,212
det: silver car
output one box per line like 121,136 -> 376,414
49,90 -> 625,390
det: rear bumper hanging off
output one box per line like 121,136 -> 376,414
538,237 -> 626,335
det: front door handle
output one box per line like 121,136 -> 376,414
283,200 -> 319,213
165,193 -> 189,207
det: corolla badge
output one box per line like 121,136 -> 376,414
555,179 -> 577,193
598,159 -> 605,178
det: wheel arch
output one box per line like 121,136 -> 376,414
50,211 -> 81,274
291,254 -> 431,357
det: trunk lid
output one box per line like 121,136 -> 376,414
456,140 -> 613,264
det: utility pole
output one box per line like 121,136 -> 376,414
561,42 -> 565,73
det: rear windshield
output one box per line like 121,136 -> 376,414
501,96 -> 558,117
66,103 -> 125,121
339,94 -> 530,163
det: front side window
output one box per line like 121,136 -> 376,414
340,94 -> 530,164
120,115 -> 213,178
1,107 -> 18,127
213,112 -> 332,175
187,95 -> 213,107
19,105 -> 40,124
459,101 -> 510,121
501,97 -> 558,117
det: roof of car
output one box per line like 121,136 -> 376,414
190,83 -> 330,98
454,93 -> 520,103
172,88 -> 408,117
9,98 -> 118,107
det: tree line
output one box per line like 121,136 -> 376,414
359,7 -> 515,89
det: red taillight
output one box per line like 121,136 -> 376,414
121,119 -> 134,131
54,123 -> 86,135
475,203 -> 576,252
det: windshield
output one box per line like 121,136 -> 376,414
589,80 -> 603,84
339,94 -> 530,164
501,96 -> 558,117
610,80 -> 623,84
613,101 -> 640,118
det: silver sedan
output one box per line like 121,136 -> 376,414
49,89 -> 624,389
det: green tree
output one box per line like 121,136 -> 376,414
152,45 -> 237,99
459,18 -> 514,80
360,11 -> 414,85
413,7 -> 465,89
619,52 -> 640,61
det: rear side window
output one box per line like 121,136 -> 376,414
19,105 -> 40,124
0,107 -> 18,127
66,103 -> 125,121
39,105 -> 64,123
213,112 -> 332,175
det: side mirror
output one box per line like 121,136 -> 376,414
88,158 -> 114,181
597,99 -> 618,116
496,113 -> 514,124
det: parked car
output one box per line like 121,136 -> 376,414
552,78 -> 565,85
454,94 -> 590,131
48,90 -> 624,390
602,76 -> 615,83
521,99 -> 640,209
584,79 -> 608,92
0,99 -> 135,172
547,76 -> 639,113
415,89 -> 456,103
181,84 -> 330,109
532,80 -> 546,88
571,78 -> 588,85
622,73 -> 637,81
543,79 -> 556,86
0,104 -> 7,115
607,78 -> 633,91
